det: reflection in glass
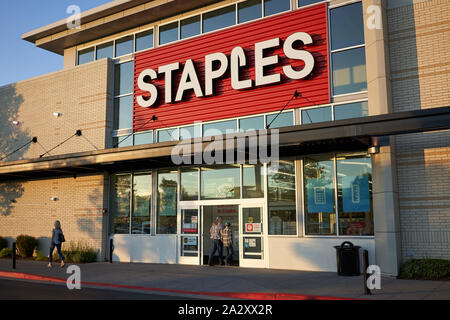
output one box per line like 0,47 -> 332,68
266,111 -> 293,129
78,48 -> 94,65
264,0 -> 290,16
243,164 -> 264,198
203,5 -> 236,33
159,22 -> 179,45
332,47 -> 367,96
111,174 -> 131,234
181,168 -> 199,201
135,30 -> 154,52
268,159 -> 296,235
96,42 -> 114,60
201,165 -> 240,200
239,116 -> 264,132
115,36 -> 133,57
157,171 -> 178,234
134,131 -> 153,146
304,155 -> 336,235
113,95 -> 133,130
203,120 -> 237,137
337,155 -> 373,236
334,101 -> 368,120
238,0 -> 262,24
158,128 -> 179,142
330,2 -> 364,50
181,16 -> 201,39
132,174 -> 151,234
114,61 -> 134,96
301,107 -> 332,124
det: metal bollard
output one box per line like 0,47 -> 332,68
12,242 -> 16,270
363,249 -> 371,295
109,239 -> 114,264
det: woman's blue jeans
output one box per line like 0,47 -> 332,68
208,239 -> 224,265
49,242 -> 64,262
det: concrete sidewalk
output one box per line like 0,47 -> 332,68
0,259 -> 449,300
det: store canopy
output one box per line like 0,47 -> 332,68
0,106 -> 450,181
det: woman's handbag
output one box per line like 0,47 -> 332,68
58,232 -> 66,243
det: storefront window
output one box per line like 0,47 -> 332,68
159,22 -> 179,45
114,61 -> 134,96
134,131 -> 153,146
304,155 -> 336,235
298,0 -> 324,7
266,111 -> 293,129
181,168 -> 199,201
334,101 -> 368,120
239,116 -> 264,132
180,124 -> 201,140
301,107 -> 332,124
78,48 -> 94,65
268,159 -> 296,235
181,16 -> 201,39
132,174 -> 151,234
332,47 -> 367,96
203,5 -> 236,34
264,0 -> 290,16
243,164 -> 264,198
96,41 -> 114,60
158,128 -> 179,142
111,174 -> 131,234
113,136 -> 133,148
201,165 -> 240,200
337,154 -> 373,236
113,95 -> 133,130
135,30 -> 154,52
157,171 -> 178,234
330,2 -> 365,51
115,36 -> 133,57
203,120 -> 237,136
238,0 -> 262,24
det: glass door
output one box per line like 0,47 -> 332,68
239,205 -> 265,268
179,205 -> 201,265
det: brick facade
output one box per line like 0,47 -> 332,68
0,59 -> 114,260
388,0 -> 450,260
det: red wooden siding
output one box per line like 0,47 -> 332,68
134,3 -> 329,132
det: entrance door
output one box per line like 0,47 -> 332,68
179,205 -> 201,265
239,205 -> 265,268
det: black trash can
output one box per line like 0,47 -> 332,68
334,241 -> 361,276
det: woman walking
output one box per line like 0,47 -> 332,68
48,220 -> 66,268
208,216 -> 225,266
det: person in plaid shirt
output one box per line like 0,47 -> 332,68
221,222 -> 233,266
208,216 -> 225,266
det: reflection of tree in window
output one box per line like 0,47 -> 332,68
158,175 -> 177,234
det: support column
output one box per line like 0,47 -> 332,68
363,0 -> 401,276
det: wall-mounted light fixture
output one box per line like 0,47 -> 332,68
50,197 -> 59,201
53,112 -> 63,118
9,199 -> 17,203
12,120 -> 20,126
368,146 -> 380,155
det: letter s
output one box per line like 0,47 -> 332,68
137,69 -> 158,108
283,32 -> 315,80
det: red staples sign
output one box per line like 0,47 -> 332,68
134,3 -> 329,131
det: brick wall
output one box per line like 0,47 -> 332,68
0,59 -> 114,260
388,0 -> 450,260
0,174 -> 109,260
0,58 -> 114,162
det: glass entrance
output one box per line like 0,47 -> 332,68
239,205 -> 265,268
179,206 -> 200,265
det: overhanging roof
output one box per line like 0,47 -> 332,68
1,106 -> 450,181
23,0 -> 222,55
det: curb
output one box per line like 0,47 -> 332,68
0,271 -> 354,300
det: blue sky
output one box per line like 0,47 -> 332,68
0,0 -> 110,87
